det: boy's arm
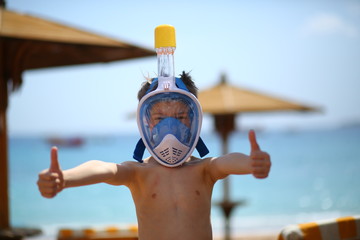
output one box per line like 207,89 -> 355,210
63,160 -> 134,188
208,130 -> 271,181
37,147 -> 134,198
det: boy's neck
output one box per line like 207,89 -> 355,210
144,156 -> 197,166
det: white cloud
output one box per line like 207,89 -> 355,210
302,13 -> 359,37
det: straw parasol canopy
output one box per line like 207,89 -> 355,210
0,7 -> 154,94
199,74 -> 316,115
0,4 -> 154,235
199,73 -> 318,240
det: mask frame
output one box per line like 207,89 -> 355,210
134,77 -> 209,167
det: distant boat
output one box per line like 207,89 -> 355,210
47,137 -> 84,147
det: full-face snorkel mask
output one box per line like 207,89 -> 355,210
133,25 -> 209,167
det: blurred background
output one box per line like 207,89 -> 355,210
4,0 -> 360,239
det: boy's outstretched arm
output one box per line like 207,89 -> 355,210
208,130 -> 271,181
37,147 -> 134,198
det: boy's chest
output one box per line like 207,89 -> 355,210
147,167 -> 205,191
133,165 -> 214,205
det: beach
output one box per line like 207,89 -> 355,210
9,126 -> 360,239
23,231 -> 278,240
232,235 -> 277,240
24,234 -> 278,240
215,234 -> 278,240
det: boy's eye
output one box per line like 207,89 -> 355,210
177,116 -> 190,123
177,113 -> 188,119
155,117 -> 165,121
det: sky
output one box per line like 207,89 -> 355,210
6,0 -> 360,136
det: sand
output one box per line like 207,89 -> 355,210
215,234 -> 278,240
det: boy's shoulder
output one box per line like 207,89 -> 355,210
186,156 -> 211,165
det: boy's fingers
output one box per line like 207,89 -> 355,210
248,130 -> 260,152
37,180 -> 56,189
50,146 -> 60,173
254,173 -> 268,179
41,191 -> 56,199
38,174 -> 51,182
251,152 -> 270,162
38,171 -> 51,180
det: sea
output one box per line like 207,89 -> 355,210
8,126 -> 360,239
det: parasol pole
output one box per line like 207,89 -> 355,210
0,35 -> 10,229
214,114 -> 245,240
0,110 -> 9,229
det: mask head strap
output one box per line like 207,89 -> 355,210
146,77 -> 190,94
133,139 -> 145,162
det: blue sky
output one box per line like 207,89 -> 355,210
6,0 -> 360,135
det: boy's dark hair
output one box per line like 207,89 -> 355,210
137,71 -> 198,101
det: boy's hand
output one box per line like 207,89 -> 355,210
249,130 -> 271,179
37,147 -> 64,198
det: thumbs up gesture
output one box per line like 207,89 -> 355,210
37,147 -> 64,198
248,130 -> 271,179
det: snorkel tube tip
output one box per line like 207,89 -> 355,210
155,24 -> 176,48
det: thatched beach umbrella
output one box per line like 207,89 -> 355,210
0,3 -> 154,237
198,73 -> 318,240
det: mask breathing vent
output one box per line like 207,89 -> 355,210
153,134 -> 189,165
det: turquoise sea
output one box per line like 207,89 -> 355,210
8,126 -> 360,238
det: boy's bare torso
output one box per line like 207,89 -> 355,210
125,156 -> 216,240
37,131 -> 270,240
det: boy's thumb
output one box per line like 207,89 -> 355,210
249,130 -> 260,152
50,146 -> 60,172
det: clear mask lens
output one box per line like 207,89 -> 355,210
138,92 -> 201,166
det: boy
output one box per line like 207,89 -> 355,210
37,72 -> 271,240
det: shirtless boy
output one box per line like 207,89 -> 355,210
37,72 -> 271,240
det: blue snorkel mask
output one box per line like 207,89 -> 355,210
133,76 -> 209,167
